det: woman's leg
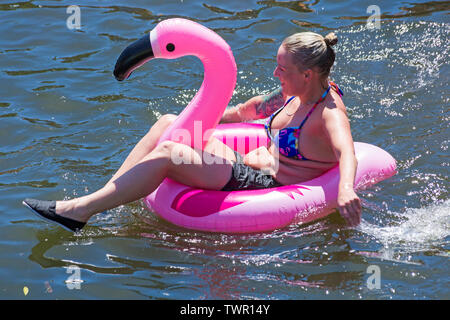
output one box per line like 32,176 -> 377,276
106,114 -> 177,185
55,139 -> 235,223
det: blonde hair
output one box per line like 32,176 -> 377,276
282,32 -> 338,78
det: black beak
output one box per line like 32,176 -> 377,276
113,34 -> 154,81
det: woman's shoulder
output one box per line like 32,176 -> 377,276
324,83 -> 346,111
319,88 -> 348,124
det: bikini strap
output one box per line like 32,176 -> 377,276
329,81 -> 344,97
266,81 -> 343,134
297,85 -> 332,129
281,96 -> 296,111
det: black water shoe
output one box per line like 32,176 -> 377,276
23,198 -> 86,233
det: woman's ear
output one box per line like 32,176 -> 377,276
304,69 -> 313,80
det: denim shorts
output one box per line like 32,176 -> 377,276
221,151 -> 283,191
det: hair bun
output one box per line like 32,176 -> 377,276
324,32 -> 338,47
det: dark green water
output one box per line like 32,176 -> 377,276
0,0 -> 448,299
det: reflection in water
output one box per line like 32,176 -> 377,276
203,3 -> 264,19
99,5 -> 154,21
194,264 -> 247,299
137,212 -> 372,298
28,190 -> 425,299
292,19 -> 332,30
5,68 -> 99,76
29,228 -> 135,274
397,1 -> 450,18
0,1 -> 40,11
257,0 -> 315,13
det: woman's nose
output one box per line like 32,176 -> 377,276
273,66 -> 279,78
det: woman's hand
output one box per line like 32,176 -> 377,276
337,184 -> 362,226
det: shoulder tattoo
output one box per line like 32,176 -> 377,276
256,87 -> 285,118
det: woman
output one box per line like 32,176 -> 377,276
23,31 -> 361,232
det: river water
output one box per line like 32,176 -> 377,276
0,0 -> 448,299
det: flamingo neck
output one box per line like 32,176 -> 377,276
159,48 -> 237,150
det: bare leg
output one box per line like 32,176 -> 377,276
55,139 -> 235,223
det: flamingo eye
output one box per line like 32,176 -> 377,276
166,43 -> 175,52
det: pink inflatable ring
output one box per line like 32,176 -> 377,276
144,123 -> 396,233
114,18 -> 397,233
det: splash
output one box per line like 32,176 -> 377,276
359,200 -> 450,253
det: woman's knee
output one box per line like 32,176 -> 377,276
155,141 -> 202,168
157,114 -> 177,128
145,114 -> 177,138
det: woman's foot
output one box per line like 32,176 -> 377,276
23,198 -> 86,233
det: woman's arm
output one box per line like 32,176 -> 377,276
322,103 -> 362,226
220,87 -> 286,123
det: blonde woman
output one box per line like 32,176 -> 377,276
221,32 -> 361,225
23,31 -> 362,232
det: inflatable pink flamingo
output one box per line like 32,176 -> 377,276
114,18 -> 397,233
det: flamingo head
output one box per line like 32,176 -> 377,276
114,18 -> 234,81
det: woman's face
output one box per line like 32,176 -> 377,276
273,45 -> 307,96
